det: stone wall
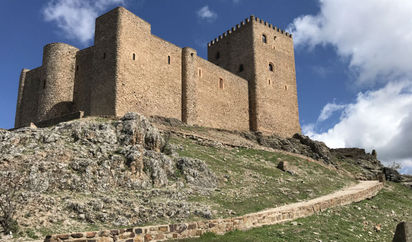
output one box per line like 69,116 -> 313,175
16,67 -> 42,127
89,8 -> 119,117
207,16 -> 300,137
196,57 -> 249,131
115,7 -> 182,120
16,7 -> 301,138
252,19 -> 300,137
45,181 -> 383,242
73,47 -> 94,116
207,18 -> 256,130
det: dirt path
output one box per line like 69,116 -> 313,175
46,181 -> 383,242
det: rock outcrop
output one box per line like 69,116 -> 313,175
0,113 -> 216,232
242,132 -> 387,180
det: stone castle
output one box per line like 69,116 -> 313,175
15,7 -> 300,137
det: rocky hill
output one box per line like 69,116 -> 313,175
0,113 -> 408,240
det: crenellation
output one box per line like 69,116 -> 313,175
15,6 -> 300,137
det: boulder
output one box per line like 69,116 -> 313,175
393,222 -> 412,242
384,167 -> 403,183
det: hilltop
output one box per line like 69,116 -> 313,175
0,113 -> 410,241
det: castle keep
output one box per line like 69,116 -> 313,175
15,7 -> 301,137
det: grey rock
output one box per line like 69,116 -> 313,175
384,167 -> 403,183
176,157 -> 217,188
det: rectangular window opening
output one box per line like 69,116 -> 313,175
168,56 -> 171,64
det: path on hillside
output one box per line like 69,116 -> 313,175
46,181 -> 383,242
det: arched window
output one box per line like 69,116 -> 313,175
239,64 -> 244,72
216,52 -> 220,59
269,63 -> 274,72
198,68 -> 202,77
168,56 -> 171,64
268,79 -> 271,85
132,53 -> 136,60
219,78 -> 224,89
262,34 -> 267,43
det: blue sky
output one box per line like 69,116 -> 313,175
1,0 -> 412,174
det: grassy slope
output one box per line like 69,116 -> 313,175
180,182 -> 412,242
10,130 -> 359,240
171,136 -> 355,217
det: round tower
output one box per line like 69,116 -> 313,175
182,47 -> 198,125
37,43 -> 78,122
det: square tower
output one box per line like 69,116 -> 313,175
208,16 -> 301,137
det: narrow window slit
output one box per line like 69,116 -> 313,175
219,78 -> 224,89
239,64 -> 244,72
269,63 -> 274,72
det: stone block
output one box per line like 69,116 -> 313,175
158,226 -> 168,232
144,234 -> 152,241
56,234 -> 70,240
393,222 -> 412,242
71,233 -> 84,238
188,223 -> 197,230
86,232 -> 97,238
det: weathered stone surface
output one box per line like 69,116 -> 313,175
0,113 -> 217,236
277,161 -> 288,172
393,222 -> 412,242
176,158 -> 217,188
239,130 -> 390,181
384,167 -> 403,183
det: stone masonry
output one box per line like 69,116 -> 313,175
15,7 -> 301,137
45,181 -> 383,242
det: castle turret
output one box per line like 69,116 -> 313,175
37,43 -> 78,122
182,47 -> 198,125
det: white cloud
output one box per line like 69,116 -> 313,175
289,0 -> 412,86
318,103 -> 345,122
43,0 -> 126,45
304,81 -> 412,173
197,6 -> 217,22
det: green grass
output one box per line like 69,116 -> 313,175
170,136 -> 356,217
179,182 -> 412,242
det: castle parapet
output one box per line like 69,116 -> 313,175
208,15 -> 292,47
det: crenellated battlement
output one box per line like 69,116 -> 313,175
208,15 -> 292,47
